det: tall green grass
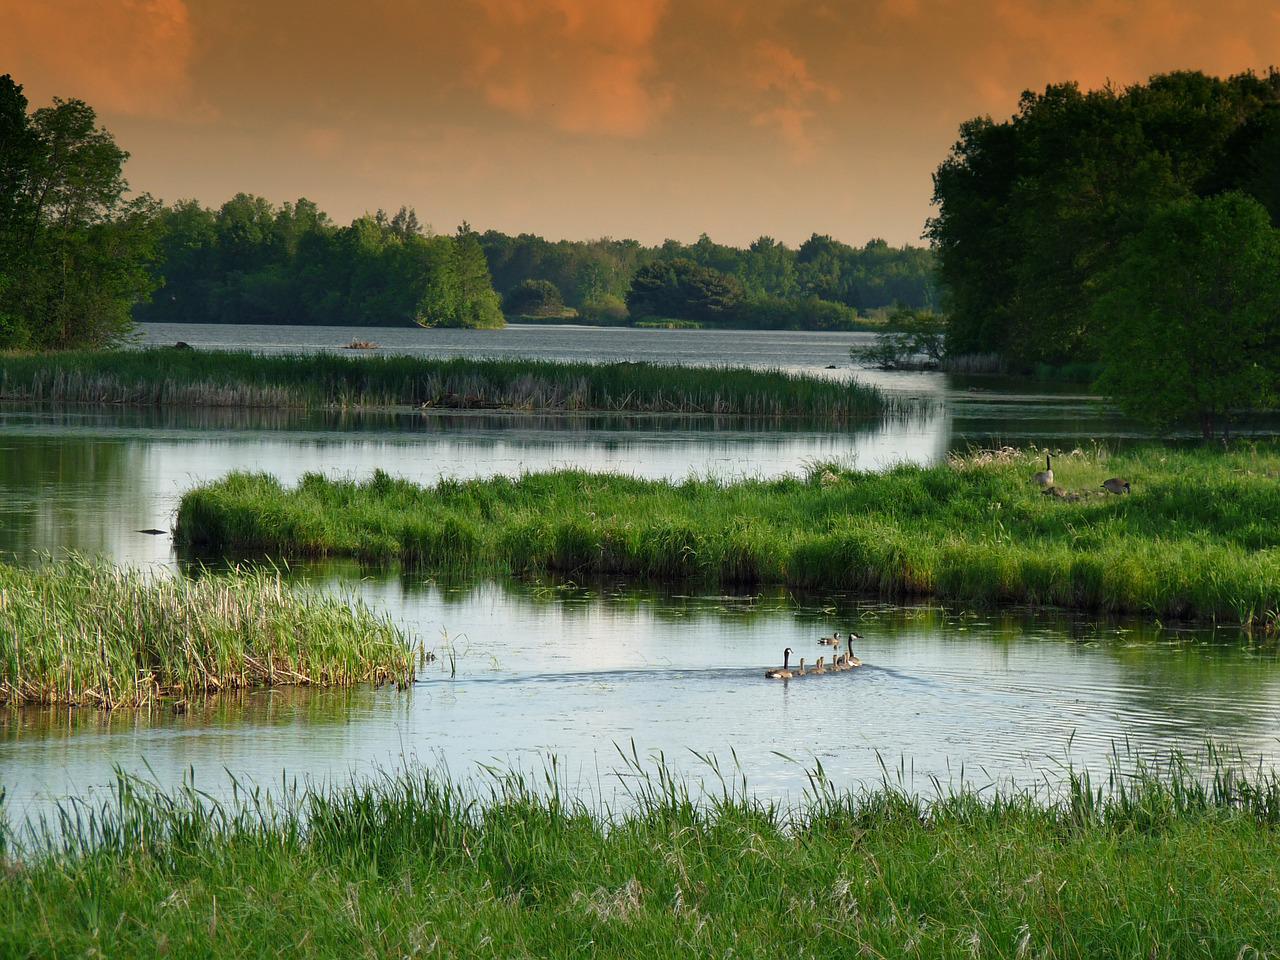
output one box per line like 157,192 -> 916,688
177,446 -> 1280,624
0,556 -> 415,708
0,348 -> 888,418
3,750 -> 1280,957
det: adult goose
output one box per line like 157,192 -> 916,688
845,635 -> 863,668
1032,454 -> 1054,488
765,648 -> 794,680
819,632 -> 841,647
1101,478 -> 1130,494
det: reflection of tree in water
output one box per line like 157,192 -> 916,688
0,685 -> 395,741
0,436 -> 139,563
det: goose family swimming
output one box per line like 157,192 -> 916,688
765,637 -> 865,680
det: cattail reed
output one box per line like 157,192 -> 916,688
0,555 -> 415,708
0,348 -> 892,419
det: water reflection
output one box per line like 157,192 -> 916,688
4,578 -> 1278,824
0,404 -> 941,566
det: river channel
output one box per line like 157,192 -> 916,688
2,323 -> 1277,823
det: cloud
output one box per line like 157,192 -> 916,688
0,0 -> 197,116
747,40 -> 840,160
469,0 -> 672,137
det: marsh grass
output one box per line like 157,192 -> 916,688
0,556 -> 415,708
0,349 -> 888,418
177,445 -> 1280,624
3,749 -> 1280,957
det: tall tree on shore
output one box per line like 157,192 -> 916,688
930,69 -> 1280,365
1094,193 -> 1280,439
0,75 -> 158,349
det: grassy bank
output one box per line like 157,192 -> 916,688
0,349 -> 886,418
0,556 -> 415,708
4,755 -> 1280,957
177,446 -> 1280,625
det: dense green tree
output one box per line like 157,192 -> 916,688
930,68 -> 1280,365
447,224 -> 504,329
477,228 -> 937,328
626,258 -> 743,323
0,76 -> 159,349
503,278 -> 564,316
137,199 -> 506,329
1094,194 -> 1280,439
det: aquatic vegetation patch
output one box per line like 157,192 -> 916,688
0,348 -> 888,418
177,446 -> 1280,624
3,751 -> 1280,956
0,556 -> 415,708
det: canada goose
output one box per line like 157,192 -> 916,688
819,632 -> 841,646
1032,454 -> 1054,488
765,648 -> 794,679
1101,478 -> 1130,495
845,635 -> 863,668
796,658 -> 807,676
813,656 -> 826,675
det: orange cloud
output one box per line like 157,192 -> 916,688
470,0 -> 672,137
0,0 -> 196,116
748,40 -> 840,160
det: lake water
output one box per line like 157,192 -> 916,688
2,323 -> 1276,823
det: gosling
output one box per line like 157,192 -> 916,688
796,657 -> 807,676
1032,453 -> 1054,488
765,648 -> 794,680
1101,478 -> 1130,495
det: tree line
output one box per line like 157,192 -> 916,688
929,68 -> 1280,437
481,230 -> 938,329
136,199 -> 503,329
0,70 -> 938,346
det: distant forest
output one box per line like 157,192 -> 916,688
137,194 -> 938,331
480,231 -> 938,327
136,199 -> 504,329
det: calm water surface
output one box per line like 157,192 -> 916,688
2,324 -> 1277,821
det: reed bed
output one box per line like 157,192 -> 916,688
0,349 -> 888,418
3,750 -> 1280,956
0,556 -> 414,708
177,445 -> 1280,624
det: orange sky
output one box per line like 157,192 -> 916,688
2,0 -> 1276,246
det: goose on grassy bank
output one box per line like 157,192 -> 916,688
1033,454 -> 1054,488
765,648 -> 794,680
1101,477 -> 1131,494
